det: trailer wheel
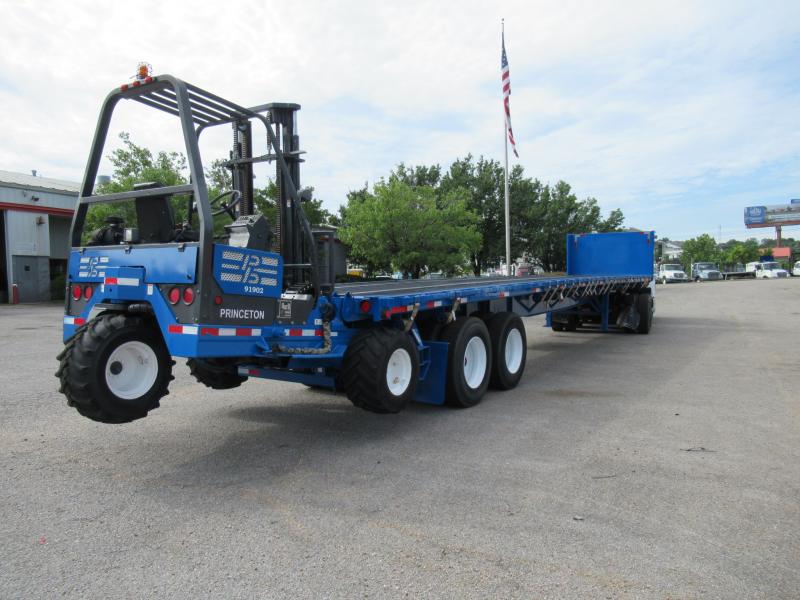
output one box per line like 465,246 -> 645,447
56,314 -> 173,424
187,358 -> 247,390
342,328 -> 420,413
486,312 -> 527,390
551,314 -> 578,332
635,293 -> 653,334
440,317 -> 492,408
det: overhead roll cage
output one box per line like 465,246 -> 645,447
69,74 -> 321,315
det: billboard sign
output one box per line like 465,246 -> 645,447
744,199 -> 800,228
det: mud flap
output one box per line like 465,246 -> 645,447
413,341 -> 449,405
616,304 -> 640,331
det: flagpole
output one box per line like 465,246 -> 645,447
503,19 -> 511,276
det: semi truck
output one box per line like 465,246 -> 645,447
746,261 -> 789,279
56,74 -> 655,424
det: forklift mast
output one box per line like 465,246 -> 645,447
228,103 -> 308,289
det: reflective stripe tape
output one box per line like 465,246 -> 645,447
425,300 -> 444,308
168,324 -> 198,335
63,316 -> 86,326
499,291 -> 509,298
201,327 -> 261,337
384,304 -> 415,318
104,277 -> 140,286
285,328 -> 322,337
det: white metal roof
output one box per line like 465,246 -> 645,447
0,169 -> 80,194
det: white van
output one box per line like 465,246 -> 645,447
793,261 -> 800,277
746,261 -> 789,279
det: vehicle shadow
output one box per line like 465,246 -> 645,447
146,313 -> 729,491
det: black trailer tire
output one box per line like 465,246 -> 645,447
636,293 -> 653,334
187,358 -> 247,390
440,317 -> 492,408
486,312 -> 527,390
551,314 -> 578,332
56,314 -> 173,424
342,327 -> 420,414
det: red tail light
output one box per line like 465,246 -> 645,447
168,287 -> 180,304
214,295 -> 223,306
182,287 -> 195,305
83,286 -> 93,300
359,300 -> 372,313
71,284 -> 82,301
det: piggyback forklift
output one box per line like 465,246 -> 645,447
57,72 -> 655,425
57,73 -> 332,423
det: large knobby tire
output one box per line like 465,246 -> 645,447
56,314 -> 173,424
635,292 -> 653,334
187,358 -> 247,390
486,312 -> 527,390
341,328 -> 420,413
440,317 -> 492,408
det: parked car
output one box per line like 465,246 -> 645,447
691,262 -> 723,282
793,261 -> 800,277
657,263 -> 689,284
746,261 -> 789,279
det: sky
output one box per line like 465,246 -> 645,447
1,0 -> 799,242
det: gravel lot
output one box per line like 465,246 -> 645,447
1,279 -> 798,599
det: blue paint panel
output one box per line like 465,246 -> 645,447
213,244 -> 283,298
69,245 -> 198,283
413,341 -> 449,405
566,231 -> 654,277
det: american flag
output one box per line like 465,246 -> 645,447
501,31 -> 519,158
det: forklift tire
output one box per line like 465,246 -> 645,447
341,328 -> 420,414
635,293 -> 653,334
486,312 -> 527,390
187,358 -> 247,390
56,314 -> 173,424
440,317 -> 492,408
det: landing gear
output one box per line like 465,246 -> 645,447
56,314 -> 173,424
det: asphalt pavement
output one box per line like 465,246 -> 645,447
1,279 -> 798,599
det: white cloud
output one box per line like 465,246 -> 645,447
0,0 -> 798,240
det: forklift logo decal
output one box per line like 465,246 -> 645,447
77,256 -> 109,279
213,245 -> 283,298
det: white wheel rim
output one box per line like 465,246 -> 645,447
386,348 -> 412,396
463,335 -> 488,389
105,341 -> 159,400
504,328 -> 524,374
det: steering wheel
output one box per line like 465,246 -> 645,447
209,190 -> 242,219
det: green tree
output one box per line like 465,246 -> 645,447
719,239 -> 760,268
338,178 -> 480,278
516,180 -> 624,272
681,234 -> 720,271
439,155 -> 508,275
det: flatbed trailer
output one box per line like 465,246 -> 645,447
56,73 -> 655,423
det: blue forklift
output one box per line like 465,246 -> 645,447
57,73 -> 655,424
